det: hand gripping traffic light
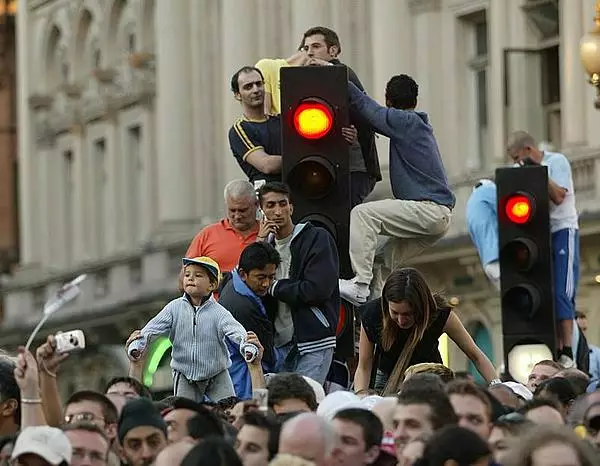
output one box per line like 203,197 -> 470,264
281,66 -> 354,359
496,166 -> 556,377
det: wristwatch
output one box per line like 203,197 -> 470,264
489,378 -> 502,387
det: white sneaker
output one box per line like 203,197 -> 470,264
558,354 -> 575,369
339,279 -> 369,306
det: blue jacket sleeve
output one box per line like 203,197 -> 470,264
348,82 -> 410,139
272,230 -> 339,306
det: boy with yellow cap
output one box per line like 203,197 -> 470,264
127,256 -> 258,401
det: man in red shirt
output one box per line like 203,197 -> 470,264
186,179 -> 259,275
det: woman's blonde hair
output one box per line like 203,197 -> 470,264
502,424 -> 598,466
269,454 -> 316,466
380,268 -> 448,395
403,363 -> 455,383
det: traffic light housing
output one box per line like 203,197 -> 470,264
281,66 -> 354,359
496,165 -> 556,375
280,65 -> 352,277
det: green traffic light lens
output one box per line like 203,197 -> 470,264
502,284 -> 541,319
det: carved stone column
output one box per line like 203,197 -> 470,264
154,0 -> 194,229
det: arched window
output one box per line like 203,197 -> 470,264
468,322 -> 494,383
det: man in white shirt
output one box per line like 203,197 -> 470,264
506,131 -> 580,369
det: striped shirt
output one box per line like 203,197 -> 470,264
228,115 -> 281,184
129,295 -> 247,381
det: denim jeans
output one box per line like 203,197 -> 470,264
280,343 -> 334,385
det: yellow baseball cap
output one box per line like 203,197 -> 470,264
182,256 -> 221,284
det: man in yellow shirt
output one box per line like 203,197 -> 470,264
255,50 -> 308,116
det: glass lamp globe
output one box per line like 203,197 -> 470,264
507,344 -> 553,385
581,29 -> 600,79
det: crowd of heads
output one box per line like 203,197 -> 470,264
2,347 -> 598,466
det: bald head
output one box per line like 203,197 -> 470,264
489,384 -> 521,410
371,397 -> 398,431
279,413 -> 338,465
155,441 -> 194,466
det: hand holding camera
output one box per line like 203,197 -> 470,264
36,330 -> 85,377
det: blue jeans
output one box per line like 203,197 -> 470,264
280,343 -> 334,385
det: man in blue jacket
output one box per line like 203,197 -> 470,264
257,181 -> 340,385
219,241 -> 283,399
337,74 -> 455,305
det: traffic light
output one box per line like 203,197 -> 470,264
280,65 -> 351,277
281,66 -> 354,359
496,165 -> 556,378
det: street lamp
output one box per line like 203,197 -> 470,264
580,1 -> 600,108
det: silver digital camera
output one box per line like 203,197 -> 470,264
55,330 -> 86,354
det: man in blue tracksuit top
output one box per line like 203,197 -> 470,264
337,74 -> 456,305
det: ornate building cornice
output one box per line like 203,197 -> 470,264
409,0 -> 442,15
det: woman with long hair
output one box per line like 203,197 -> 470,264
354,268 -> 496,394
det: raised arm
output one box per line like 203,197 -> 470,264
220,311 -> 248,349
128,304 -> 174,355
348,82 -> 411,139
443,312 -> 496,384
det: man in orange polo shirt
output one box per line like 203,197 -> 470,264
186,179 -> 259,276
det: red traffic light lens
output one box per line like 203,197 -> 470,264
506,195 -> 533,224
293,102 -> 333,139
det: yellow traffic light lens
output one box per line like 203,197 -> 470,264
293,102 -> 333,139
501,238 -> 538,272
506,195 -> 533,224
287,156 -> 335,200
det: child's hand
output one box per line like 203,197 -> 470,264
244,332 -> 264,365
125,330 -> 144,362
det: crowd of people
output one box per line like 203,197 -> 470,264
0,24 -> 596,466
1,341 -> 600,466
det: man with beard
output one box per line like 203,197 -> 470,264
118,398 -> 167,466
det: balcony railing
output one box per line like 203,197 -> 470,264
0,242 -> 188,336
